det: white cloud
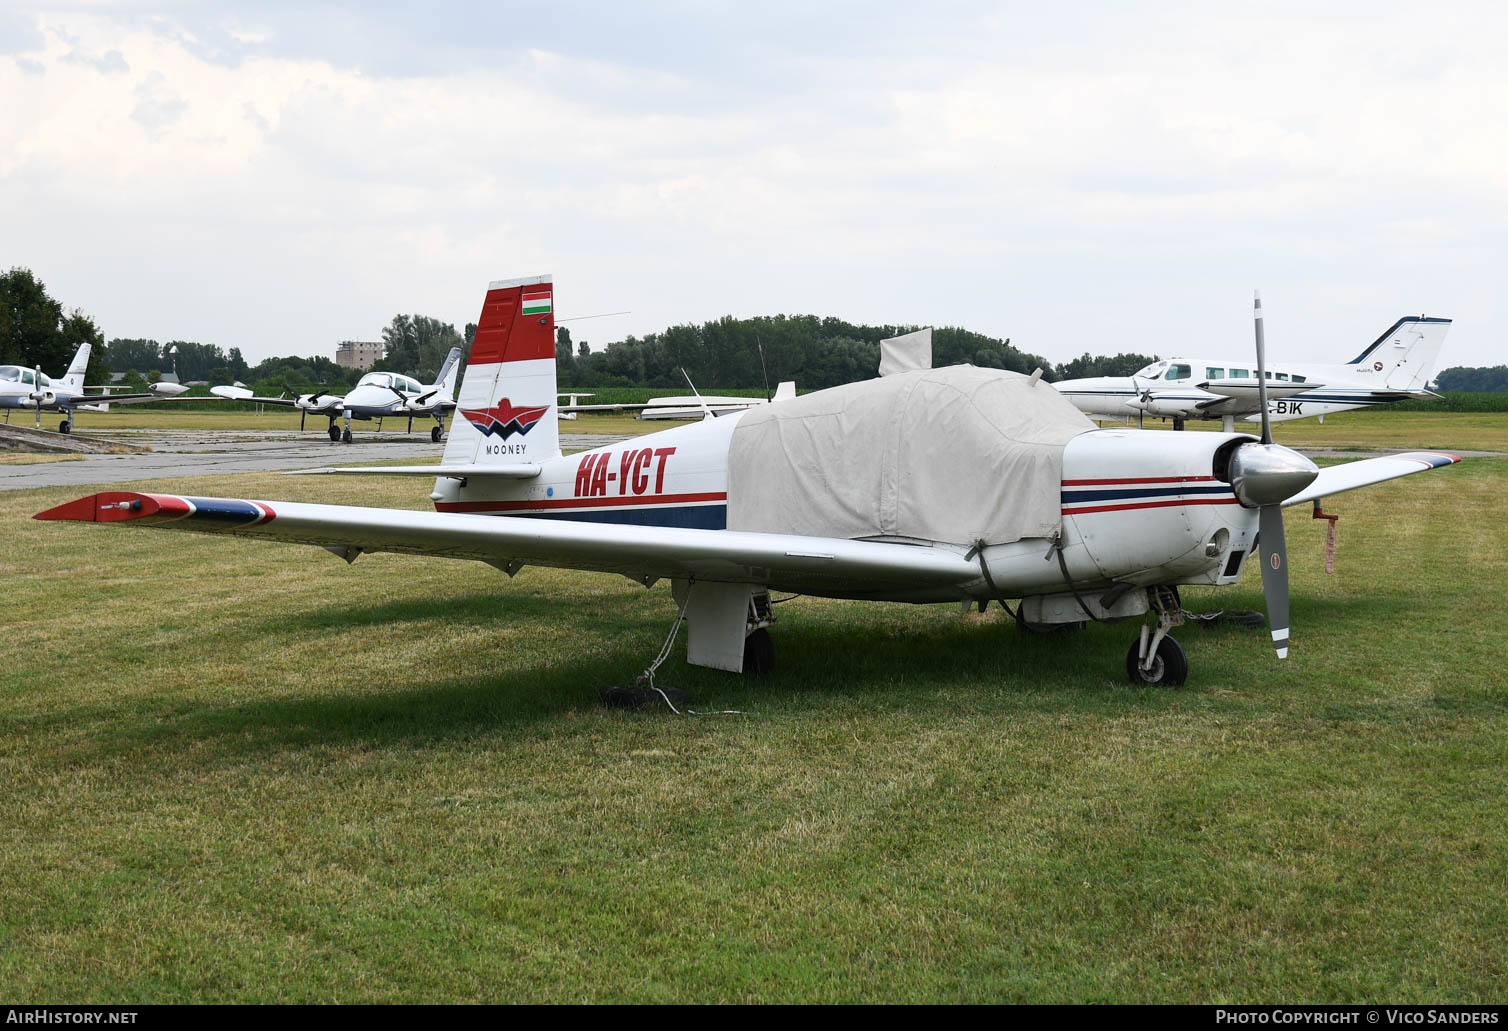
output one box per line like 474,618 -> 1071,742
1,3 -> 1505,369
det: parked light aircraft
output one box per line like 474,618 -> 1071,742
211,348 -> 463,442
1,343 -> 219,433
37,279 -> 1460,687
1054,316 -> 1451,431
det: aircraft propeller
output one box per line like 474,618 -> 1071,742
1226,292 -> 1318,659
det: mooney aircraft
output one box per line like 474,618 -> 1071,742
1,342 -> 219,433
37,279 -> 1460,687
211,348 -> 463,442
1054,316 -> 1451,431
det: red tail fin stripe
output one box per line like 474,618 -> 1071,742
469,280 -> 554,365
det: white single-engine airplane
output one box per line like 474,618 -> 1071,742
37,278 -> 1461,687
1054,315 -> 1451,431
1,343 -> 219,433
211,348 -> 463,443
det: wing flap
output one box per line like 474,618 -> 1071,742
1282,452 -> 1461,507
35,491 -> 979,593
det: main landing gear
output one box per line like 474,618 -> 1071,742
1126,586 -> 1187,686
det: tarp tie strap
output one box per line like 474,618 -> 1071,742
969,539 -> 1020,623
1049,534 -> 1109,623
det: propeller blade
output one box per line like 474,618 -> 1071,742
1253,291 -> 1272,445
1258,504 -> 1291,659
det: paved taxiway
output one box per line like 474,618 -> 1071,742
2,429 -> 630,491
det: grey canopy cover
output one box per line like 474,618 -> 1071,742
727,365 -> 1095,547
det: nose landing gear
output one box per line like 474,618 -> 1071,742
1127,586 -> 1188,686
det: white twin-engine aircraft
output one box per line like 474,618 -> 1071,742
210,348 -> 463,442
37,278 -> 1460,686
1054,315 -> 1451,431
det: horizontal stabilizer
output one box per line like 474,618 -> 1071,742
1282,452 -> 1460,507
288,464 -> 541,479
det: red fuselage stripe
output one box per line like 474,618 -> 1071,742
436,491 -> 728,514
1063,497 -> 1241,515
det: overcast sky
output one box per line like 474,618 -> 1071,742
3,2 -> 1505,370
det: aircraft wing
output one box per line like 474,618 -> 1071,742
68,393 -> 227,407
1193,381 -> 1316,414
1282,452 -> 1461,507
34,492 -> 980,595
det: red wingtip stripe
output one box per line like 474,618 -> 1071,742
33,492 -> 190,523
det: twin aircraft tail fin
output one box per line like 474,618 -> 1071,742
440,275 -> 559,468
1347,316 -> 1452,392
431,346 -> 463,397
62,342 -> 92,390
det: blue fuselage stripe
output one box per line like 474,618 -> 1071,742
503,505 -> 729,530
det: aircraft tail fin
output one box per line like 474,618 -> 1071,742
440,275 -> 559,469
61,342 -> 91,391
431,346 -> 462,397
1346,316 -> 1452,391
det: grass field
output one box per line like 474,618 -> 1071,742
1,431 -> 1505,1002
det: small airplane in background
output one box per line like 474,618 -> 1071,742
1,342 -> 221,434
38,279 -> 1462,690
551,385 -> 798,421
1053,315 -> 1451,431
212,347 -> 463,443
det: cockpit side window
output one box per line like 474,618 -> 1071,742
1166,364 -> 1191,381
21,369 -> 35,385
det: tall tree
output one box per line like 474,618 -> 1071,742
0,267 -> 104,377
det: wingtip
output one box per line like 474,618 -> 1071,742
34,495 -> 103,522
34,491 -> 179,523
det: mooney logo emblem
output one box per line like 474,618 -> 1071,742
461,399 -> 551,439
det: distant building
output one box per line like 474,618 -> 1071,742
336,340 -> 383,371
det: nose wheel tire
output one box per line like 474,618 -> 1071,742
328,425 -> 341,442
431,426 -> 444,443
1126,635 -> 1188,686
59,419 -> 72,434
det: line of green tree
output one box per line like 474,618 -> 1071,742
12,267 -> 1505,407
556,315 -> 1164,390
1432,366 -> 1508,393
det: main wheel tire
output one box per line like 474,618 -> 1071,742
743,627 -> 775,676
1126,635 -> 1188,686
431,426 -> 443,443
59,420 -> 71,434
328,425 -> 341,442
341,428 -> 352,443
